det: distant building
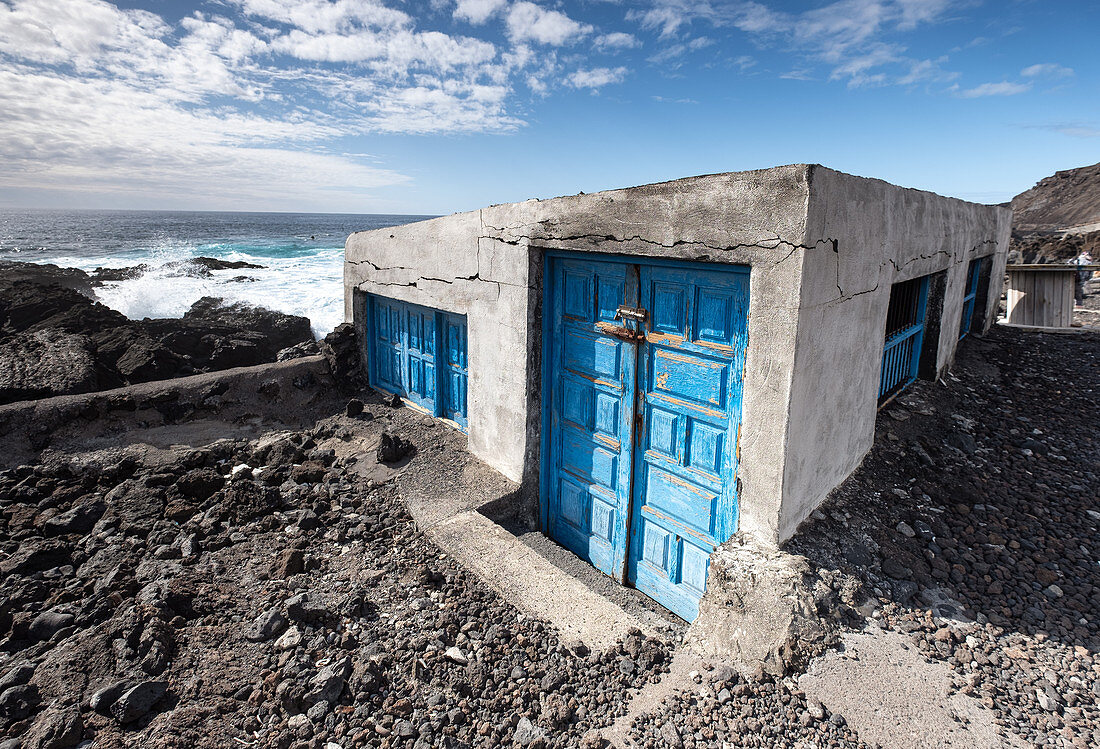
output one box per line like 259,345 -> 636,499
343,164 -> 1010,620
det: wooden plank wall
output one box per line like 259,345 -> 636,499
1006,269 -> 1075,327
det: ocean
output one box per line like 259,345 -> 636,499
0,209 -> 433,337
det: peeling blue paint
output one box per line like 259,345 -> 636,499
543,254 -> 749,621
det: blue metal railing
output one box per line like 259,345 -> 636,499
879,276 -> 929,403
958,259 -> 981,340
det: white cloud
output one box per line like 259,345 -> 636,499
0,0 -> 564,209
1034,123 -> 1099,139
647,45 -> 685,65
1021,63 -> 1073,79
893,0 -> 954,29
732,55 -> 755,71
506,2 -> 591,46
652,94 -> 698,104
896,56 -> 957,86
956,81 -> 1031,98
453,0 -> 507,25
271,27 -> 497,71
566,66 -> 627,89
366,82 -> 520,133
828,42 -> 902,86
232,0 -> 410,34
0,0 -> 169,69
629,6 -> 690,38
0,69 -> 405,210
630,0 -> 960,87
594,31 -> 639,51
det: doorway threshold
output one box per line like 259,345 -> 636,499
391,436 -> 673,652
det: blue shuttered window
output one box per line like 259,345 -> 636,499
878,276 -> 929,405
367,294 -> 468,430
958,259 -> 981,340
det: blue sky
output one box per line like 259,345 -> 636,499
0,0 -> 1096,214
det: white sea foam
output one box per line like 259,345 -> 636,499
40,245 -> 345,338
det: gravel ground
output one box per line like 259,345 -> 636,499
787,324 -> 1100,748
626,667 -> 869,748
0,402 -> 670,749
621,323 -> 1098,749
1,321 -> 1096,749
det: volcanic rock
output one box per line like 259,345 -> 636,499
0,329 -> 97,402
110,680 -> 167,724
377,432 -> 414,464
1011,161 -> 1100,234
319,323 -> 363,389
183,297 -> 311,360
21,705 -> 83,749
245,609 -> 288,642
0,263 -> 315,404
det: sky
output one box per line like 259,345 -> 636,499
0,0 -> 1096,214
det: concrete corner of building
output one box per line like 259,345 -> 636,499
684,532 -> 849,676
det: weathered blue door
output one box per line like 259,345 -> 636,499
545,258 -> 639,581
367,295 -> 468,429
440,313 -> 468,429
628,265 -> 748,620
545,256 -> 749,620
404,305 -> 438,412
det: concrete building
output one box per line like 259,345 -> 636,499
343,164 -> 1010,621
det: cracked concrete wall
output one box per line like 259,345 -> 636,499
344,166 -> 816,537
778,166 -> 1011,541
345,211 -> 533,482
343,163 -> 1009,550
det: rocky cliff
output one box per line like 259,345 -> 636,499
1011,161 -> 1100,235
1008,162 -> 1100,264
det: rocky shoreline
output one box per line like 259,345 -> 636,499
0,261 -> 318,405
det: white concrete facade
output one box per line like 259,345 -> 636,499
344,165 -> 1011,544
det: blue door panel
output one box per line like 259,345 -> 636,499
959,259 -> 981,340
545,256 -> 749,621
627,264 -> 748,621
368,295 -> 467,430
878,276 -> 929,403
441,313 -> 468,428
546,258 -> 637,580
404,307 -> 437,411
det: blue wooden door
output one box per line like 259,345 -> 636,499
367,295 -> 468,429
627,265 -> 748,620
546,257 -> 639,581
371,296 -> 407,395
405,305 -> 438,412
546,257 -> 749,620
441,313 -> 468,429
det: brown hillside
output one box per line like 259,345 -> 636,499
1011,161 -> 1100,234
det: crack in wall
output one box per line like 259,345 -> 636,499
832,238 -> 999,304
479,224 -> 838,263
885,239 -> 997,274
352,223 -> 999,311
347,257 -> 414,272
